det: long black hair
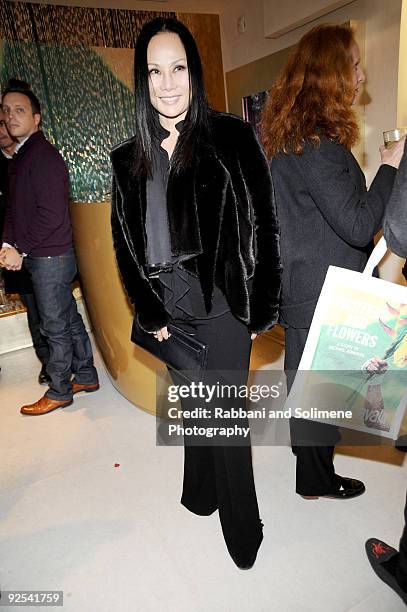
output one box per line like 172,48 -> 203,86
133,17 -> 210,176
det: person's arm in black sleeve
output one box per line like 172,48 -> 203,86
110,173 -> 170,333
239,122 -> 282,333
293,138 -> 396,247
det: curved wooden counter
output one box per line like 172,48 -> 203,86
70,201 -> 164,415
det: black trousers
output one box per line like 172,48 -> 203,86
285,326 -> 341,495
168,308 -> 262,560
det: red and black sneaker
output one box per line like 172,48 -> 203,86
365,538 -> 407,605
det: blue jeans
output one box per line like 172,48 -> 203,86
19,292 -> 50,367
25,248 -> 98,400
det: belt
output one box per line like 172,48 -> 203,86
147,262 -> 174,277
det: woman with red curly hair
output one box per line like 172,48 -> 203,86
262,24 -> 405,499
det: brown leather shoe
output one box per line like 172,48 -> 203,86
72,382 -> 100,395
20,395 -> 73,415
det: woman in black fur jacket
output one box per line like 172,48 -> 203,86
110,18 -> 281,568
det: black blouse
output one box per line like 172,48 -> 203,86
145,119 -> 229,320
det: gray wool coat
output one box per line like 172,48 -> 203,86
271,135 -> 397,329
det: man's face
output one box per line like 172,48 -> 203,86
1,92 -> 40,141
0,109 -> 14,150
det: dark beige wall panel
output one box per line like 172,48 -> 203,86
178,12 -> 226,112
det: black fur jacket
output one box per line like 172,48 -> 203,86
110,111 -> 281,333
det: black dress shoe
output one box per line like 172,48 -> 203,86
365,538 -> 407,604
301,476 -> 365,500
325,476 -> 365,499
38,366 -> 51,385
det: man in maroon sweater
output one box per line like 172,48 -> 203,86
0,106 -> 50,385
0,79 -> 99,414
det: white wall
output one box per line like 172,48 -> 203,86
264,0 -> 357,37
397,0 -> 407,126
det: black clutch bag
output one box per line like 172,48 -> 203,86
131,319 -> 208,380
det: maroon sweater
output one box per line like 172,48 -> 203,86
2,131 -> 73,256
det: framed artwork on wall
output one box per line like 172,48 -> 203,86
242,90 -> 268,136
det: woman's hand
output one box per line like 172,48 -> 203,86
363,356 -> 388,373
152,326 -> 170,342
251,333 -> 257,340
380,136 -> 406,169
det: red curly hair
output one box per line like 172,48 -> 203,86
261,24 -> 359,158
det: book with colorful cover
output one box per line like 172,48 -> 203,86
288,264 -> 407,439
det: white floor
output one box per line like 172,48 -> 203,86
0,339 -> 406,612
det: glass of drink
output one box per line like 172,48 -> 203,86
383,127 -> 407,149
